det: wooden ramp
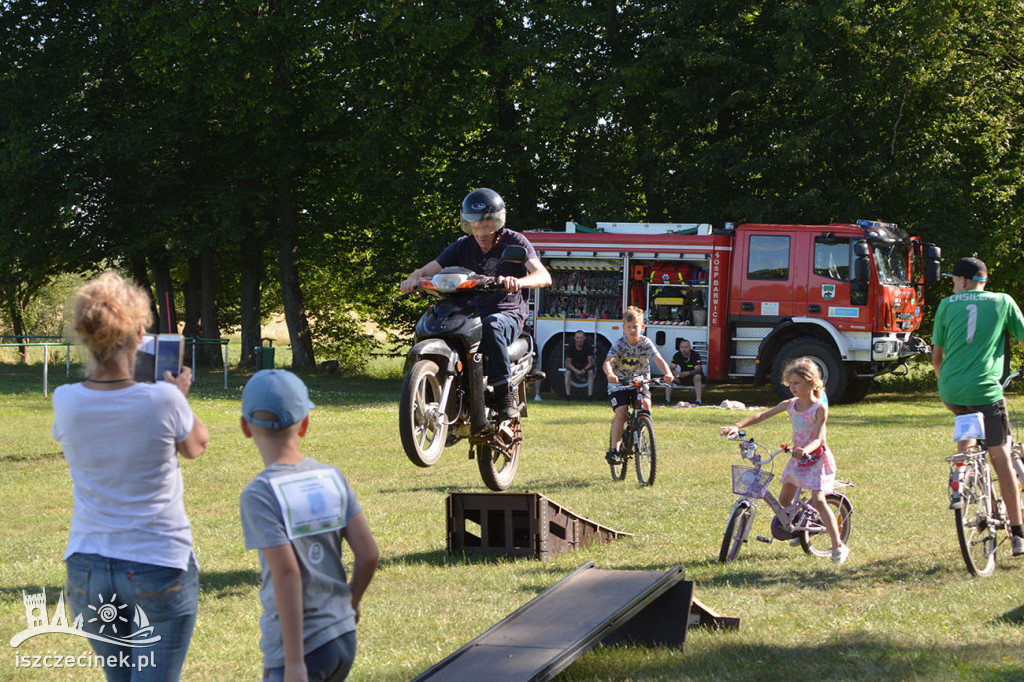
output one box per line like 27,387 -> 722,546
414,562 -> 738,682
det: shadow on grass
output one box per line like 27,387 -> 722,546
0,570 -> 262,605
993,602 -> 1024,626
0,451 -> 64,463
561,632 -> 1023,681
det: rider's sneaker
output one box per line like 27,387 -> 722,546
605,449 -> 623,465
1012,534 -> 1024,557
831,545 -> 851,564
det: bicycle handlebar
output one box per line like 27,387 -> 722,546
1001,367 -> 1024,390
724,430 -> 791,466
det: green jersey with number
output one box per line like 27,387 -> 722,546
933,290 -> 1024,405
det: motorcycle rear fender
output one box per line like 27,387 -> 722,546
406,339 -> 460,374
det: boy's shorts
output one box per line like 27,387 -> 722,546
943,399 -> 1010,447
609,386 -> 649,410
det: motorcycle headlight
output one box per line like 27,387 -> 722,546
430,272 -> 471,293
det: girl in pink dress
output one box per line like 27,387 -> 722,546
720,358 -> 850,564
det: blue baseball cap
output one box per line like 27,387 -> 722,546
242,369 -> 315,429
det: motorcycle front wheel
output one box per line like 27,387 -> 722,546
399,359 -> 448,467
478,419 -> 522,491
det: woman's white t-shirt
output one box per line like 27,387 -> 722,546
52,382 -> 196,570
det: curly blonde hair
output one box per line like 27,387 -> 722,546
72,271 -> 153,364
783,357 -> 825,399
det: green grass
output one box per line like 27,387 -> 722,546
1,360 -> 1023,680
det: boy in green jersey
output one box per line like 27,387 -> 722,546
932,257 -> 1024,556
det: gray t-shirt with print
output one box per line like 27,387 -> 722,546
606,335 -> 661,394
240,457 -> 362,668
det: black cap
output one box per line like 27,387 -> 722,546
943,257 -> 987,283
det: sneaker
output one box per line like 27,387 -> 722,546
605,449 -> 623,465
831,545 -> 850,564
695,399 -> 702,406
1012,534 -> 1024,557
789,537 -> 802,547
533,394 -> 543,402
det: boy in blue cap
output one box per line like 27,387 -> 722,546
239,370 -> 379,681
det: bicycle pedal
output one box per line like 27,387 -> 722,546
756,536 -> 773,544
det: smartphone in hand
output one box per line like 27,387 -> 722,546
154,334 -> 183,381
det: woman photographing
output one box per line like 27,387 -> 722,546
52,271 -> 209,680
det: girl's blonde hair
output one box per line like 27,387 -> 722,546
624,305 -> 644,323
783,357 -> 825,399
72,271 -> 153,364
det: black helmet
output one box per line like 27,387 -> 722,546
460,188 -> 506,234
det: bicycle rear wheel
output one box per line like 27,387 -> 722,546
634,414 -> 657,487
799,494 -> 853,557
719,502 -> 753,563
955,462 -> 997,577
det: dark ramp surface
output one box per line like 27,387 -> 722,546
415,562 -> 694,682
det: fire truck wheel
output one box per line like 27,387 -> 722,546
770,337 -> 847,403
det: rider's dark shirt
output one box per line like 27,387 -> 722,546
436,229 -> 537,329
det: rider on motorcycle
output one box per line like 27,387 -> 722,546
401,188 -> 551,421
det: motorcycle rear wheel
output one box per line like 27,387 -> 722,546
399,359 -> 448,467
478,419 -> 522,491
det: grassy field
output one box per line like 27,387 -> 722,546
1,358 -> 1023,681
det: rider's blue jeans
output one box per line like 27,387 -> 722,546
481,312 -> 519,387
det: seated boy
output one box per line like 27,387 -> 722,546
240,370 -> 379,682
602,307 -> 673,464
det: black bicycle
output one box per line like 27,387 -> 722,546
608,379 -> 664,486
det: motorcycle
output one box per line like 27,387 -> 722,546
398,245 -> 542,491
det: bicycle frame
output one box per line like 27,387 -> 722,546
724,432 -> 853,551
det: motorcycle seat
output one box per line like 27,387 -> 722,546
508,335 -> 532,364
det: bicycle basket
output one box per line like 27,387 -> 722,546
731,465 -> 773,498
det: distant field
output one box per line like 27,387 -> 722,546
1,361 -> 1022,680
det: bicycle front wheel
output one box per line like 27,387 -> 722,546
634,415 -> 657,487
719,503 -> 753,563
955,463 -> 997,577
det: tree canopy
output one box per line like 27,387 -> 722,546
2,0 -> 1023,367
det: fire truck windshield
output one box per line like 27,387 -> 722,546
872,242 -> 911,285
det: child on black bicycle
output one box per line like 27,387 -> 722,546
602,306 -> 673,465
720,357 -> 851,564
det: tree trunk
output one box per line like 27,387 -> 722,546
5,292 -> 29,362
199,246 -> 223,368
239,230 -> 264,368
130,256 -> 159,332
183,256 -> 202,339
151,252 -> 177,334
276,174 -> 316,369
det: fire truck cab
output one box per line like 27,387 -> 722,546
525,220 -> 940,404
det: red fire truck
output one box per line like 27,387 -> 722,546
525,220 -> 941,404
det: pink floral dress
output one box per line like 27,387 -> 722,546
779,397 -> 836,493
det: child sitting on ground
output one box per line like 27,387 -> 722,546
720,357 -> 850,564
240,370 -> 379,681
602,306 -> 673,464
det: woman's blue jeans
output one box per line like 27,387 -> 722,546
65,553 -> 199,681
